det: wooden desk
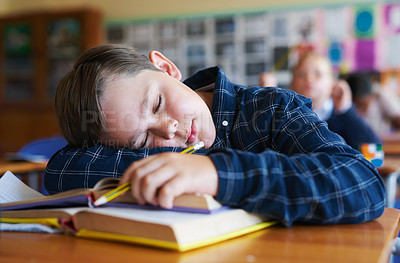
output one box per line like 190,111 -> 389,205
1,208 -> 399,263
382,132 -> 400,155
379,156 -> 400,175
0,160 -> 47,192
0,160 -> 47,175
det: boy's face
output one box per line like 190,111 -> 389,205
100,70 -> 216,149
291,57 -> 334,109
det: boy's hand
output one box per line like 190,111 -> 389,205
120,153 -> 219,209
331,79 -> 353,113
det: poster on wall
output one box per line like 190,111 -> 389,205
355,39 -> 376,71
382,3 -> 400,69
353,5 -> 377,39
384,3 -> 400,34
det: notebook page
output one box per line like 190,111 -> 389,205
0,171 -> 44,203
83,207 -> 220,225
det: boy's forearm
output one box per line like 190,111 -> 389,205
44,144 -> 209,194
210,147 -> 385,226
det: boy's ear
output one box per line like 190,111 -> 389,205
149,51 -> 182,80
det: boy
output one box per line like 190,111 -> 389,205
290,52 -> 381,149
346,72 -> 400,135
46,44 -> 385,226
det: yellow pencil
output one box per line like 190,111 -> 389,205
93,141 -> 205,206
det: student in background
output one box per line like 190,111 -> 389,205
289,52 -> 381,149
345,72 -> 400,136
45,44 -> 385,227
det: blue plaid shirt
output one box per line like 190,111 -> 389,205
45,67 -> 385,226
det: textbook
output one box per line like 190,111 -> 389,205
0,171 -> 222,213
0,171 -> 276,251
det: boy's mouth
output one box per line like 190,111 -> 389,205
186,121 -> 197,144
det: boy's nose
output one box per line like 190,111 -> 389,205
152,117 -> 178,139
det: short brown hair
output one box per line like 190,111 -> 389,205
291,51 -> 334,77
55,44 -> 162,148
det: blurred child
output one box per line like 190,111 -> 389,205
346,72 -> 400,136
290,52 -> 381,149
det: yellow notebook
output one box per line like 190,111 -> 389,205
74,207 -> 275,251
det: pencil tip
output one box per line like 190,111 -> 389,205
194,141 -> 204,150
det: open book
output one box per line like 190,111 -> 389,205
1,171 -> 222,213
0,171 -> 275,251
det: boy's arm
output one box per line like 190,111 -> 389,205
209,145 -> 385,226
43,144 -> 208,194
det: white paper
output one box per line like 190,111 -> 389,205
87,207 -> 211,225
0,223 -> 62,233
0,171 -> 44,203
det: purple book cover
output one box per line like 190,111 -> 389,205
1,195 -> 90,211
1,195 -> 223,214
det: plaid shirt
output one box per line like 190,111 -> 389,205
45,67 -> 385,226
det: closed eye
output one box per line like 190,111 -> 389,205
139,133 -> 148,149
153,94 -> 163,114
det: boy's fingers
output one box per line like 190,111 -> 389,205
157,175 -> 188,209
120,154 -> 158,184
140,164 -> 177,206
122,154 -> 168,204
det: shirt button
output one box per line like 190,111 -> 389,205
222,120 -> 228,127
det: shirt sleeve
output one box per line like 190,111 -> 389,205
210,91 -> 385,226
44,145 -> 208,194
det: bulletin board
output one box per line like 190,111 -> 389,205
104,2 -> 400,91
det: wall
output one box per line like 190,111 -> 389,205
0,0 -> 376,21
101,2 -> 400,89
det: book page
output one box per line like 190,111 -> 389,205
0,171 -> 44,203
81,207 -> 221,225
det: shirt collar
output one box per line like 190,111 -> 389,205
183,66 -> 238,141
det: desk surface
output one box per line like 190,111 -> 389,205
379,155 -> 400,175
0,160 -> 47,175
1,208 -> 399,263
382,132 -> 400,155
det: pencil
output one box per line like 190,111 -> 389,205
179,141 -> 205,154
93,141 -> 205,206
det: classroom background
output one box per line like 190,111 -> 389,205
0,0 -> 399,154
